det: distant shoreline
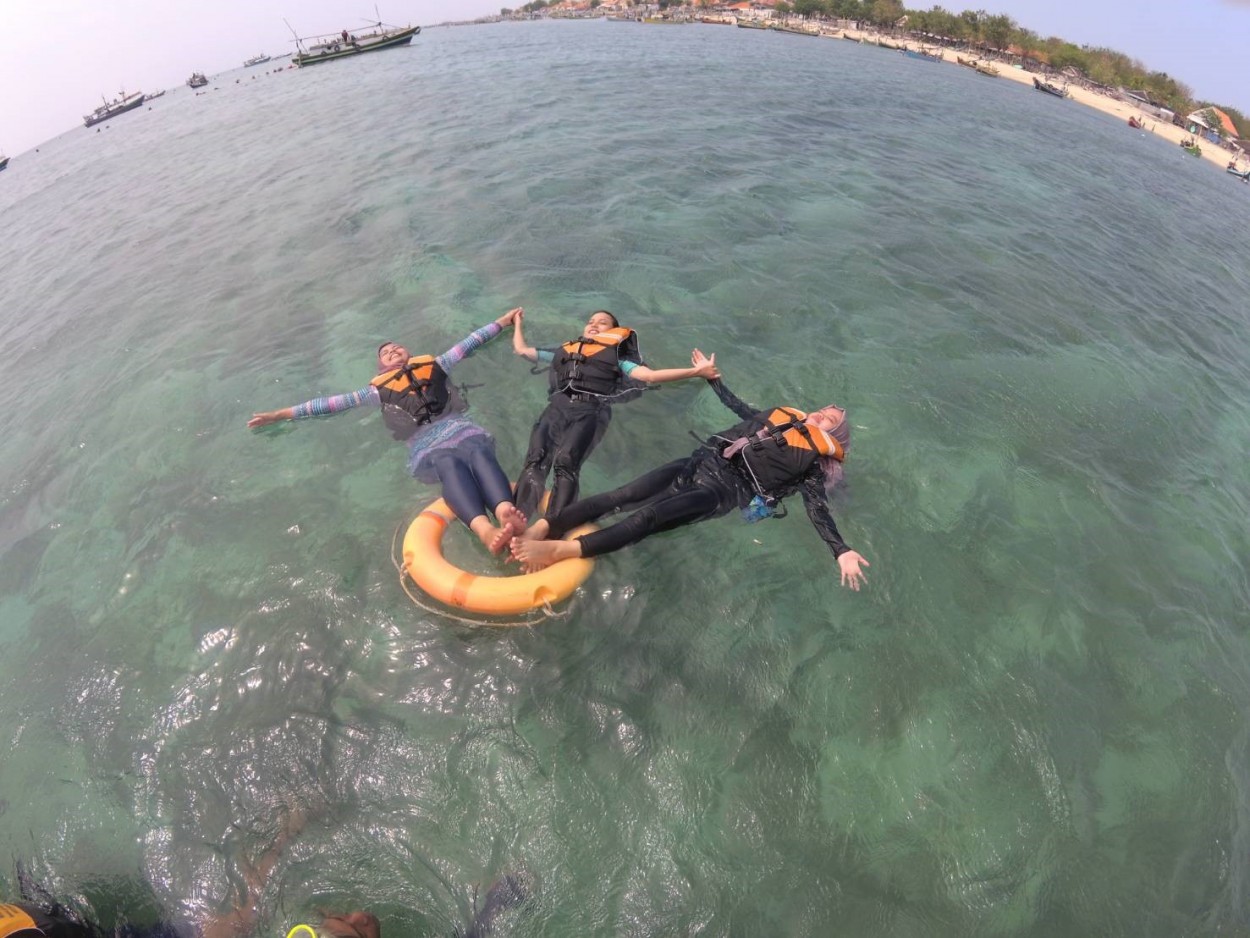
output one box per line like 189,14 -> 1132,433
831,25 -> 1240,174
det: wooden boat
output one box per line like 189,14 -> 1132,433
83,90 -> 145,127
1180,139 -> 1202,157
187,72 -> 208,88
1032,76 -> 1067,97
291,22 -> 419,66
903,48 -> 942,62
974,62 -> 999,77
956,55 -> 977,68
736,20 -> 769,29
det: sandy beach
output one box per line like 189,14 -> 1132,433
836,26 -> 1244,174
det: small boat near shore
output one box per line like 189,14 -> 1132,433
291,22 -> 419,66
1032,76 -> 1067,98
903,48 -> 942,62
244,53 -> 272,67
187,72 -> 208,88
83,90 -> 145,127
1128,116 -> 1143,129
0,154 -> 9,172
1227,166 -> 1250,181
1180,138 -> 1202,157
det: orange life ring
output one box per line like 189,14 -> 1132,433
402,497 -> 595,617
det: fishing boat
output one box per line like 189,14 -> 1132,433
290,21 -> 420,66
903,48 -> 942,62
974,61 -> 999,77
83,90 -> 145,127
1032,76 -> 1067,98
244,53 -> 272,67
736,20 -> 769,29
1227,166 -> 1250,181
187,72 -> 208,88
1180,139 -> 1202,157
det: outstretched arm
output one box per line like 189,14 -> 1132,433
628,349 -> 719,385
512,308 -> 539,362
799,473 -> 869,590
705,357 -> 758,421
248,387 -> 376,428
436,307 -> 520,372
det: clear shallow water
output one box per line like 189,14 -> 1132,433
1,19 -> 1249,936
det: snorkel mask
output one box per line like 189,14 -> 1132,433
286,926 -> 320,938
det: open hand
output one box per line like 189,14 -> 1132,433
247,411 -> 283,429
838,551 -> 870,591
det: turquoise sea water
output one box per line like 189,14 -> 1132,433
2,19 -> 1249,935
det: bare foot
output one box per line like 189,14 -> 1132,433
487,504 -> 528,555
515,518 -> 551,544
510,537 -> 575,571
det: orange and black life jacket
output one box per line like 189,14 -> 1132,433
549,327 -> 640,399
717,407 -> 843,498
370,355 -> 459,441
1,902 -> 92,937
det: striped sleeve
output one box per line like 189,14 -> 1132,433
435,321 -> 503,372
290,386 -> 379,419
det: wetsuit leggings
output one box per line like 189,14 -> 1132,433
513,399 -> 610,520
546,454 -> 742,558
429,442 -> 515,526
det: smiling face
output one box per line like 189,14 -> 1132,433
806,405 -> 846,434
583,311 -> 617,337
377,342 -> 409,371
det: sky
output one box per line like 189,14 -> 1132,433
0,0 -> 1246,157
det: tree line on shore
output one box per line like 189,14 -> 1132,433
502,0 -> 1244,137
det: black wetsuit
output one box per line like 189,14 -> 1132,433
543,380 -> 851,559
0,900 -> 185,937
513,351 -> 642,521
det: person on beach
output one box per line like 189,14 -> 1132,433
248,309 -> 527,553
510,308 -> 721,522
510,352 -> 871,590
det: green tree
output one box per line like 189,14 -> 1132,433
870,0 -> 904,28
794,0 -> 824,17
981,12 -> 1014,51
775,1 -> 793,13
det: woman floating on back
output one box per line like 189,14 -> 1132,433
249,308 -> 528,553
511,350 -> 871,590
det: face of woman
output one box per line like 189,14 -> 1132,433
584,312 -> 616,337
377,342 -> 409,370
807,405 -> 846,433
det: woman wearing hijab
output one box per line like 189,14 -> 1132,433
248,309 -> 526,553
511,351 -> 871,590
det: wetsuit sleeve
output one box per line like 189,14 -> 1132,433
619,360 -> 639,376
536,349 -> 555,365
799,470 -> 850,559
290,386 -> 379,419
709,379 -> 759,421
435,321 -> 503,372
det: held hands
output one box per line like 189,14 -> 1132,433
837,551 -> 870,591
497,307 -> 523,328
691,348 -> 720,381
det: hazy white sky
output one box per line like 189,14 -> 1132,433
0,0 -> 1245,157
